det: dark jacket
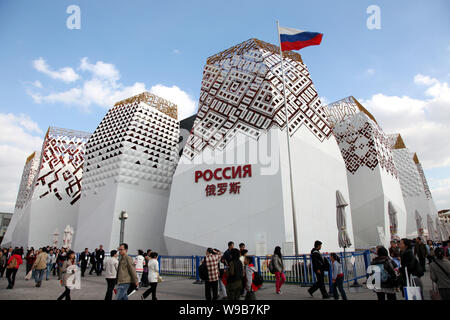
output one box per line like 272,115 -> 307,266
400,248 -> 422,284
96,249 -> 105,262
227,259 -> 244,282
89,252 -> 97,264
79,252 -> 90,265
221,249 -> 232,266
414,243 -> 427,259
311,248 -> 328,273
370,256 -> 398,288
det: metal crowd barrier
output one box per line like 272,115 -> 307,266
75,250 -> 372,287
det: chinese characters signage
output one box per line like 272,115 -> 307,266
195,165 -> 252,197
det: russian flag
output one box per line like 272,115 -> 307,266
279,26 -> 323,51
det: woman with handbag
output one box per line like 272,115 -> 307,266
6,249 -> 23,289
141,252 -> 160,300
429,248 -> 450,300
57,250 -> 76,300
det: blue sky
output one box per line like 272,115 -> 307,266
0,0 -> 449,211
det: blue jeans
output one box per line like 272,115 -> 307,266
34,269 -> 45,283
116,283 -> 130,300
46,263 -> 53,280
332,276 -> 347,300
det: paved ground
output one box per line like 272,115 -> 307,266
0,266 -> 434,300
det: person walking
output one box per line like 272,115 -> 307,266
96,245 -> 105,276
243,255 -> 261,300
5,249 -> 23,289
389,240 -> 401,268
57,250 -> 77,300
308,240 -> 330,299
226,248 -> 243,300
141,252 -> 150,287
201,248 -> 222,301
32,248 -> 48,287
400,238 -> 424,299
330,253 -> 348,300
79,248 -> 90,277
426,240 -> 436,265
134,249 -> 145,286
104,250 -> 119,300
25,248 -> 36,276
46,249 -> 56,281
56,248 -> 67,280
116,243 -> 139,300
270,246 -> 285,295
370,247 -> 399,300
141,252 -> 160,300
0,250 -> 7,278
414,237 -> 428,272
429,247 -> 450,300
89,248 -> 97,275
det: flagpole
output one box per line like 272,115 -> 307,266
277,20 -> 299,256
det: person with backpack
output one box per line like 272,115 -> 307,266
330,253 -> 347,300
200,248 -> 222,301
243,255 -> 262,300
308,240 -> 330,299
226,248 -> 244,300
429,247 -> 450,300
6,249 -> 23,289
400,238 -> 424,299
268,246 -> 285,295
370,246 -> 399,300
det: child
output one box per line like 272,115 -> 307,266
243,256 -> 261,300
330,253 -> 347,300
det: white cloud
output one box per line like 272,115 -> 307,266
79,57 -> 120,82
366,68 -> 376,76
33,57 -> 80,83
360,74 -> 450,169
28,57 -> 197,117
32,80 -> 43,88
172,49 -> 181,55
0,113 -> 43,212
429,177 -> 450,210
360,74 -> 450,210
150,84 -> 197,120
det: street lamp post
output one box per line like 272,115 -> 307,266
119,211 -> 128,245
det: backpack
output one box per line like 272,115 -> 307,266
252,272 -> 264,286
198,261 -> 209,281
7,256 -> 17,269
268,259 -> 275,274
375,263 -> 390,283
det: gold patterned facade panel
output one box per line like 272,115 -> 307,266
114,92 -> 178,120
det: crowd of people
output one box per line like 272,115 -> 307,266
0,237 -> 448,300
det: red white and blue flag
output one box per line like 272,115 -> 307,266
278,26 -> 323,51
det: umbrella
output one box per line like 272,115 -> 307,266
336,190 -> 352,248
426,214 -> 436,242
415,210 -> 424,237
388,201 -> 398,240
336,190 -> 352,290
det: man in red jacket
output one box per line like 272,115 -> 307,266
6,249 -> 23,289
